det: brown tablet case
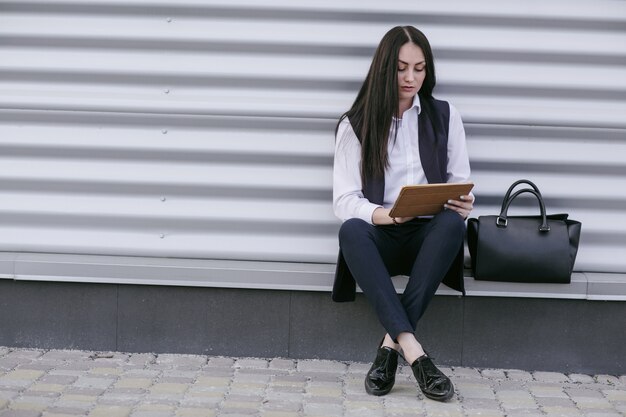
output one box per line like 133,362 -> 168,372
389,183 -> 474,217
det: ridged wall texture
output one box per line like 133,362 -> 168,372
1,1 -> 625,281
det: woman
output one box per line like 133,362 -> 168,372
332,26 -> 474,402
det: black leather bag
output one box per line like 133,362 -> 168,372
467,180 -> 582,283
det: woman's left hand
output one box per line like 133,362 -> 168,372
444,193 -> 475,219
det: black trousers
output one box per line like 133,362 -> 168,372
338,210 -> 465,342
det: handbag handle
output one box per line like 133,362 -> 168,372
497,189 -> 551,232
500,179 -> 542,213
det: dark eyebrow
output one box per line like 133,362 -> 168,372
398,60 -> 426,66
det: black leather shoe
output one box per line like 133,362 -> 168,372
364,346 -> 399,396
410,355 -> 454,401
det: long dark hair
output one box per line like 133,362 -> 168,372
337,26 -> 437,185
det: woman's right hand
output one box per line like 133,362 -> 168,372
372,207 -> 413,226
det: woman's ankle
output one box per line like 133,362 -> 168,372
396,332 -> 426,364
381,334 -> 400,351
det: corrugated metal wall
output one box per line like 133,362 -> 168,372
1,1 -> 625,284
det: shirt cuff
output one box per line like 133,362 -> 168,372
357,202 -> 383,225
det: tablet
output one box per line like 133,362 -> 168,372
389,182 -> 474,218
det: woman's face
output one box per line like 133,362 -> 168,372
397,42 -> 426,105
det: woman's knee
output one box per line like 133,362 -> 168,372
433,210 -> 466,239
338,217 -> 371,244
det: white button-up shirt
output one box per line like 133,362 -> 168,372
333,97 -> 471,224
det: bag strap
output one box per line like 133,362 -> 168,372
497,189 -> 551,232
500,179 -> 542,213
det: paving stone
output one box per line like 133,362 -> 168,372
272,375 -> 308,384
296,360 -> 346,374
535,396 -> 576,407
96,396 -> 141,407
72,378 -> 115,391
196,368 -> 233,380
27,384 -> 65,394
134,403 -> 174,412
178,397 -> 222,408
497,390 -> 537,409
0,360 -> 21,372
40,352 -> 85,362
595,375 -> 620,386
569,374 -> 596,384
7,351 -> 44,361
459,397 -> 501,411
463,411 -> 505,417
88,406 -> 132,417
302,402 -> 343,416
232,373 -> 271,384
611,402 -> 626,414
206,357 -> 234,367
229,380 -> 267,393
619,376 -> 626,386
155,355 -> 206,368
175,409 -> 217,417
602,389 -> 626,401
533,372 -> 570,383
453,368 -> 482,379
38,376 -> 77,386
261,398 -> 302,411
566,388 -> 605,399
0,379 -> 33,389
572,397 -> 614,409
305,385 -> 342,397
268,359 -> 295,371
529,385 -> 568,398
194,376 -> 230,388
149,383 -> 189,395
505,370 -> 534,382
114,378 -> 153,390
88,368 -> 122,377
4,371 -> 45,381
15,365 -> 54,373
481,369 -> 506,380
0,390 -> 20,400
126,354 -> 156,367
347,362 -> 371,374
500,410 -> 543,417
259,412 -> 299,417
0,410 -> 43,417
130,412 -> 171,417
233,359 -> 269,370
542,406 -> 583,416
122,370 -> 160,379
264,391 -> 304,403
457,382 -> 495,399
493,380 -> 527,390
345,411 -> 384,417
44,406 -> 89,415
9,395 -> 55,412
580,413 -> 623,417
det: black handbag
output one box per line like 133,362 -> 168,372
467,180 -> 582,283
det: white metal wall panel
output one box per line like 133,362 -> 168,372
1,1 -> 625,281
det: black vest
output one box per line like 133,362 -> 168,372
332,97 -> 465,302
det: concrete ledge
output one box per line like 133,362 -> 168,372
1,279 -> 625,375
1,252 -> 625,301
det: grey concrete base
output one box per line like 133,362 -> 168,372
1,279 -> 624,375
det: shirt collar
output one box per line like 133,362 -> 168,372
411,94 -> 422,114
397,95 -> 421,120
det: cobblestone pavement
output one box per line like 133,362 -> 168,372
0,347 -> 625,417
